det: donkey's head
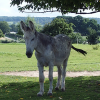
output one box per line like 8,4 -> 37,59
20,21 -> 37,58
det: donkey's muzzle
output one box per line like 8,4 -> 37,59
26,51 -> 32,58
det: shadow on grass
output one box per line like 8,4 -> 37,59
0,75 -> 100,100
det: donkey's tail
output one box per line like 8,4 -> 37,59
71,45 -> 87,56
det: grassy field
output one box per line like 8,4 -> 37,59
0,43 -> 100,72
0,43 -> 37,72
0,75 -> 100,100
0,43 -> 100,100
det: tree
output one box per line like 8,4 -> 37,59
0,29 -> 4,37
0,21 -> 10,34
41,18 -> 74,36
86,27 -> 99,44
41,18 -> 83,43
25,16 -> 42,32
11,0 -> 100,14
57,16 -> 100,36
68,32 -> 83,44
10,24 -> 18,32
17,16 -> 42,35
17,23 -> 23,35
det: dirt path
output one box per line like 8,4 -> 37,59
1,71 -> 100,77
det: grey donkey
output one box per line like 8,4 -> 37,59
20,21 -> 87,96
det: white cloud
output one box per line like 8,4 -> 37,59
0,0 -> 100,18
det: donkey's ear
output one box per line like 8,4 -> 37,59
29,21 -> 35,33
20,21 -> 27,32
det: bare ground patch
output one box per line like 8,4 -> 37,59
1,71 -> 100,77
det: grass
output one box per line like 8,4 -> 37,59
0,43 -> 100,100
0,43 -> 37,72
0,43 -> 100,72
0,75 -> 100,100
68,44 -> 100,71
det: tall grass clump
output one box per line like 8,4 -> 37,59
92,45 -> 99,50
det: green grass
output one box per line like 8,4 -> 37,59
0,75 -> 100,100
0,43 -> 37,72
68,44 -> 100,71
0,43 -> 100,72
0,43 -> 100,100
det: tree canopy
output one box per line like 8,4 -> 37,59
41,18 -> 74,36
0,29 -> 4,37
17,16 -> 42,35
11,0 -> 100,14
86,27 -> 99,44
57,16 -> 100,36
0,21 -> 10,34
41,18 -> 83,43
10,24 -> 18,32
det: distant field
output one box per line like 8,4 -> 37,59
7,22 -> 14,25
7,21 -> 18,25
0,43 -> 100,72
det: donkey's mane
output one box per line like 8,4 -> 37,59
37,32 -> 53,47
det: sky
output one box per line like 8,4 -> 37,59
1,0 -> 100,18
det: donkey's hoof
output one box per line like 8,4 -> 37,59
61,88 -> 65,92
37,94 -> 42,97
37,92 -> 43,97
47,92 -> 53,96
55,87 -> 59,90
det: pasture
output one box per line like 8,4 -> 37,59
0,43 -> 100,99
0,43 -> 100,72
0,75 -> 100,100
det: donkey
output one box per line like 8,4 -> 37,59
20,21 -> 87,96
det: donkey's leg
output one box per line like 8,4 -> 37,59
61,59 -> 67,91
55,66 -> 62,90
47,64 -> 53,96
37,63 -> 44,96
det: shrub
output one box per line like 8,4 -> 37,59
18,38 -> 25,43
0,29 -> 4,37
5,33 -> 23,40
92,45 -> 99,50
0,39 -> 16,43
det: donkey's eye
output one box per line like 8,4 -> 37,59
31,38 -> 34,41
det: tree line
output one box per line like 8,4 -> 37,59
0,16 -> 100,44
1,16 -> 100,26
57,15 -> 100,36
0,16 -> 54,26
